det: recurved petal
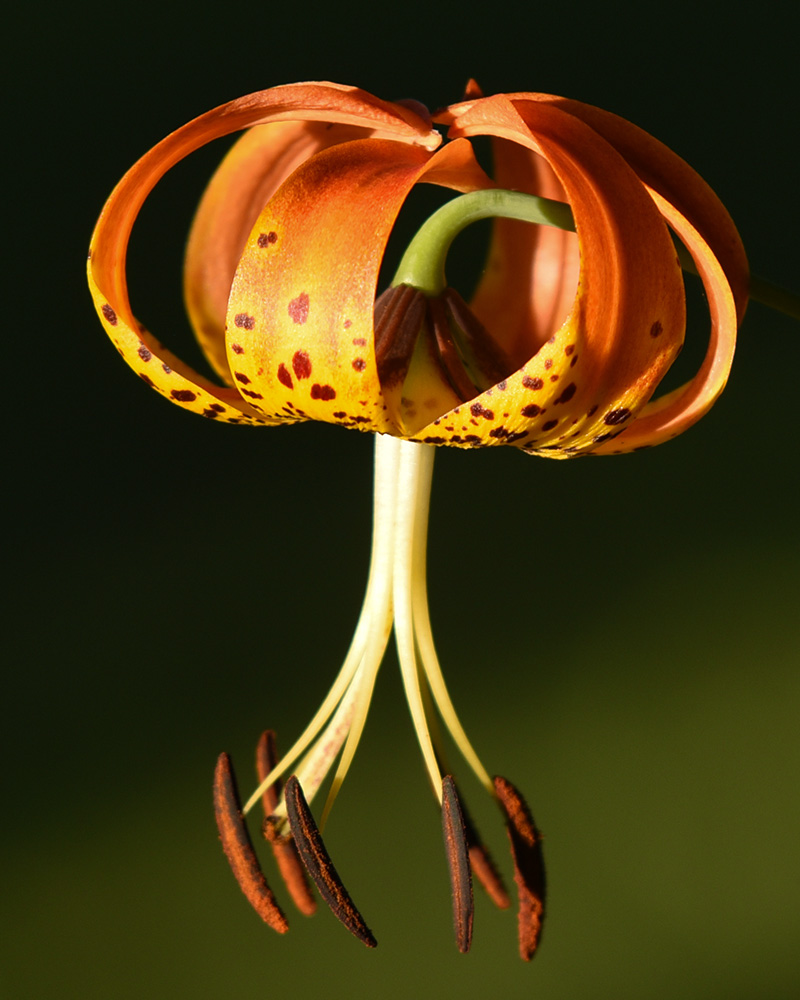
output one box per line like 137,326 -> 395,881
184,120 -> 389,384
224,138 -> 492,433
86,278 -> 271,425
468,138 -> 580,369
89,83 -> 440,422
530,97 -> 746,452
417,95 -> 686,455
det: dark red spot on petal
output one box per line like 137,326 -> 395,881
139,373 -> 155,387
604,408 -> 632,425
101,303 -> 118,326
234,372 -> 251,385
521,404 -> 541,418
257,231 -> 278,247
544,359 -> 553,370
137,344 -> 152,362
542,419 -> 558,431
292,351 -> 311,379
277,363 -> 293,389
310,384 -> 336,401
650,320 -> 663,338
234,313 -> 255,330
171,389 -> 197,402
352,358 -> 366,372
522,376 -> 544,390
231,343 -> 244,355
564,345 -> 575,356
470,402 -> 494,420
288,293 -> 310,325
554,383 -> 577,404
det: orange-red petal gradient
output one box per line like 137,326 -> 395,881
184,119 -> 383,384
224,137 -> 492,434
419,94 -> 686,455
88,83 -> 440,424
437,92 -> 747,454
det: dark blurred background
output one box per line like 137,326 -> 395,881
5,1 -> 798,997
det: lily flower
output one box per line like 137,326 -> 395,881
88,81 -> 748,959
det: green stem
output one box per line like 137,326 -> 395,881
395,187 -> 800,321
392,189 -> 575,296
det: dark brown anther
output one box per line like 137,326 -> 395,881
284,775 -> 377,948
441,776 -> 474,953
213,752 -> 289,934
255,731 -> 317,916
493,775 -> 546,961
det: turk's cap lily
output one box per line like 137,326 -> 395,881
89,81 -> 748,959
88,80 -> 748,457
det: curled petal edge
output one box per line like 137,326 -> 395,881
88,83 -> 441,423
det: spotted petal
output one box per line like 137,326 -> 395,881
185,119 -> 379,383
88,83 -> 440,424
533,96 -> 747,452
224,137 -> 493,433
434,92 -> 747,454
419,94 -> 686,455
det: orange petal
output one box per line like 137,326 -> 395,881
468,138 -> 579,369
530,96 -> 746,452
417,94 -> 686,455
88,83 -> 440,423
224,138 -> 492,433
185,119 -> 381,384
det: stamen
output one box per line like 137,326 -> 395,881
284,775 -> 377,948
403,435 -> 494,796
243,434 -> 402,817
419,672 -> 510,909
213,753 -> 289,933
493,775 -> 546,961
256,731 -> 317,916
392,439 -> 444,799
441,776 -> 474,953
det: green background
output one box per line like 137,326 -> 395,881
6,1 -> 798,997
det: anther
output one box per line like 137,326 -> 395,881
255,731 -> 317,916
213,753 -> 289,933
493,775 -> 546,961
441,776 -> 474,953
284,775 -> 377,948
